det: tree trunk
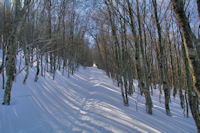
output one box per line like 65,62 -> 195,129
171,0 -> 200,98
3,0 -> 21,105
136,0 -> 152,114
152,0 -> 171,115
171,2 -> 200,130
181,31 -> 200,131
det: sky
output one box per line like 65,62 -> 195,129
0,0 -> 10,8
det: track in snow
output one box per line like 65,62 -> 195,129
0,66 -> 196,133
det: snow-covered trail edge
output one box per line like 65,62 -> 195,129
0,66 -> 196,133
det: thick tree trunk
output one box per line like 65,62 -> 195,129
3,34 -> 16,105
3,0 -> 21,105
171,1 -> 200,130
182,32 -> 200,131
171,0 -> 200,97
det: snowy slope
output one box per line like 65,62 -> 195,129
0,65 -> 196,133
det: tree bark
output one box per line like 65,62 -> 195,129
152,0 -> 171,115
3,0 -> 21,105
171,0 -> 200,130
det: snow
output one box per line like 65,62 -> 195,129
93,63 -> 97,67
0,65 -> 196,133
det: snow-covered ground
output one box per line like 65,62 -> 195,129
0,65 -> 196,133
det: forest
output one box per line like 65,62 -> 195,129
0,0 -> 200,132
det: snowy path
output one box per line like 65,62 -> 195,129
0,66 -> 196,133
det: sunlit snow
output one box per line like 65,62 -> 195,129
0,64 -> 196,133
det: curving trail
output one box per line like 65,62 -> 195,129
0,66 -> 196,133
